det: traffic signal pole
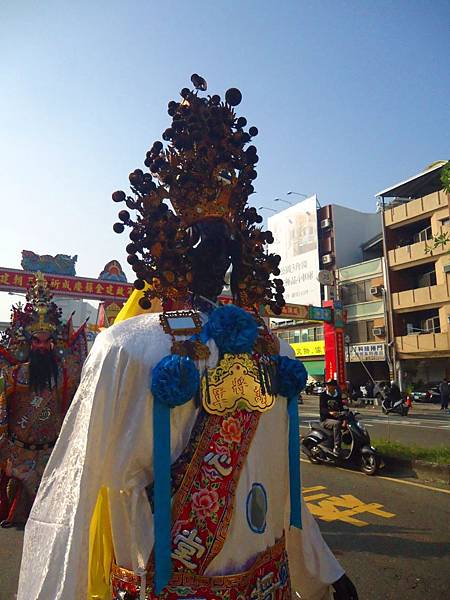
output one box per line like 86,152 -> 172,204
262,300 -> 347,390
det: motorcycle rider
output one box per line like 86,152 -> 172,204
320,379 -> 345,456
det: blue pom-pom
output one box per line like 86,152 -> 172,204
204,305 -> 258,355
276,355 -> 308,398
151,354 -> 199,407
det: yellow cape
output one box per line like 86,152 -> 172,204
88,284 -> 155,599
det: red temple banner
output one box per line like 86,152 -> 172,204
0,268 -> 134,302
323,300 -> 347,389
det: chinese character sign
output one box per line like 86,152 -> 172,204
291,340 -> 325,357
0,268 -> 133,301
349,344 -> 386,362
323,301 -> 346,389
335,329 -> 346,387
201,354 -> 275,416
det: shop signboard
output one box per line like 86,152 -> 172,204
308,306 -> 332,322
290,340 -> 325,358
349,344 -> 386,362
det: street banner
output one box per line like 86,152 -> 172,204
0,267 -> 133,302
324,300 -> 347,389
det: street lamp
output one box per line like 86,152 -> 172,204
258,206 -> 293,224
274,198 -> 293,206
258,206 -> 278,213
287,191 -> 309,198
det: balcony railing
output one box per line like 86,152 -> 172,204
384,190 -> 448,228
388,238 -> 449,269
392,283 -> 450,312
396,331 -> 450,355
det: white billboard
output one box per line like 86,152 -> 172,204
268,195 -> 321,306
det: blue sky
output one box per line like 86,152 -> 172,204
0,0 -> 449,318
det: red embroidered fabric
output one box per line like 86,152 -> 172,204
111,535 -> 291,599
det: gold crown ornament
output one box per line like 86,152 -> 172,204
3,273 -> 63,345
23,273 -> 59,336
168,170 -> 238,228
25,304 -> 57,336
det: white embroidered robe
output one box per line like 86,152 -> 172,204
17,313 -> 343,600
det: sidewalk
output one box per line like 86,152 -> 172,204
302,394 -> 444,414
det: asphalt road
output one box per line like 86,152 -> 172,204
301,460 -> 450,600
0,524 -> 23,599
0,465 -> 449,599
300,395 -> 450,447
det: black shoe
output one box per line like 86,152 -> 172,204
0,520 -> 13,529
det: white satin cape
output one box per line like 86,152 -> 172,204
17,313 -> 343,599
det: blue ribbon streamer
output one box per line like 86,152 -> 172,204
288,395 -> 302,529
153,401 -> 172,594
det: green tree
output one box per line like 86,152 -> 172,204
425,162 -> 450,254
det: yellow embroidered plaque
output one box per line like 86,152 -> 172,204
201,353 -> 276,416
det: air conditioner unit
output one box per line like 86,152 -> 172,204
320,218 -> 332,229
322,254 -> 333,264
372,327 -> 385,337
370,285 -> 382,296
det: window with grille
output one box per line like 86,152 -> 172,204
315,326 -> 324,340
345,320 -> 375,343
422,317 -> 440,333
418,270 -> 437,287
413,226 -> 433,243
342,281 -> 372,304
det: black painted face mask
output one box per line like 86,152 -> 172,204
187,219 -> 233,303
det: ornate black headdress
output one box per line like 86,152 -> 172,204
0,273 -> 62,348
112,74 -> 285,314
0,273 -> 75,364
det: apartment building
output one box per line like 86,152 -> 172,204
270,200 -> 381,381
377,161 -> 450,386
318,204 -> 380,273
339,252 -> 390,384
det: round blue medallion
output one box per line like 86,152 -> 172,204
246,483 -> 268,534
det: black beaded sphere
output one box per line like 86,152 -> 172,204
225,88 -> 242,106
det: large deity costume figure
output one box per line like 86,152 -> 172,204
18,76 -> 358,600
0,273 -> 88,526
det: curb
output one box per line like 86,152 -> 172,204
381,455 -> 450,485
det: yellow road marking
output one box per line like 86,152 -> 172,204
300,458 -> 450,495
303,489 -> 396,526
303,493 -> 329,501
302,485 -> 327,493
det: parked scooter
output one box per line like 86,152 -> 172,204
381,383 -> 409,416
381,396 -> 409,416
301,409 -> 380,475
